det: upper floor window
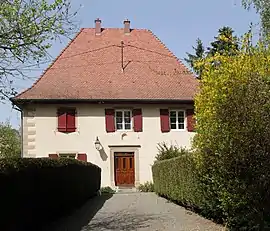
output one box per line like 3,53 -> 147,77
170,110 -> 185,130
115,110 -> 132,130
57,108 -> 76,133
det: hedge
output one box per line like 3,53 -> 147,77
152,155 -> 203,211
0,158 -> 101,230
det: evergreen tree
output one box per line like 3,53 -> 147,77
207,27 -> 239,56
184,38 -> 205,77
185,26 -> 239,78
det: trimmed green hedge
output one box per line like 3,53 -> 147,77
152,155 -> 203,211
0,158 -> 101,230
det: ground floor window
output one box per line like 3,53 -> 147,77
59,153 -> 76,159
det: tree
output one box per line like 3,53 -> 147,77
0,0 -> 78,100
207,27 -> 239,56
185,26 -> 239,78
184,38 -> 205,77
0,122 -> 21,158
193,35 -> 270,229
242,0 -> 270,36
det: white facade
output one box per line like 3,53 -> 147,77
22,103 -> 195,188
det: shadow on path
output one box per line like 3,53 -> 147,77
41,193 -> 112,231
86,213 -> 159,230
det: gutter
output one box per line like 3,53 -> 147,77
12,105 -> 23,158
10,98 -> 194,106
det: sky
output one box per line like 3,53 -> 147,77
1,0 -> 259,128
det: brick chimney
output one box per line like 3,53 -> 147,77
123,19 -> 130,34
95,18 -> 101,35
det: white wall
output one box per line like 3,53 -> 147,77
22,103 -> 195,187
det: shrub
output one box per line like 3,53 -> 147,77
152,155 -> 203,211
0,122 -> 21,158
0,158 -> 101,230
138,181 -> 154,192
100,186 -> 115,194
193,36 -> 270,229
155,142 -> 190,162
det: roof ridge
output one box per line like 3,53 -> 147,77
14,29 -> 84,99
147,29 -> 194,76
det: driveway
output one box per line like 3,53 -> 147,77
43,193 -> 223,231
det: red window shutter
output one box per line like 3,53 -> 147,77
105,109 -> 115,133
160,109 -> 170,133
66,109 -> 76,132
77,153 -> 87,162
57,109 -> 67,132
133,109 -> 143,132
187,109 -> 196,132
49,154 -> 58,159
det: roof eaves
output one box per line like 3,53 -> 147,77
11,98 -> 194,106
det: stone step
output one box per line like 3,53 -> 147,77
115,187 -> 139,194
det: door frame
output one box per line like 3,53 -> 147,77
109,145 -> 140,188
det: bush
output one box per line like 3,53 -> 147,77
100,186 -> 115,194
155,142 -> 190,162
193,36 -> 270,229
138,181 -> 154,192
152,155 -> 203,211
0,122 -> 21,158
0,158 -> 101,230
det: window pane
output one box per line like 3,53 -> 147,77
116,111 -> 123,117
170,111 -> 176,117
116,117 -> 122,123
124,117 -> 131,123
171,123 -> 177,129
170,117 -> 176,123
178,123 -> 184,130
124,111 -> 131,118
178,111 -> 184,118
125,123 -> 131,130
116,123 -> 123,130
178,117 -> 184,123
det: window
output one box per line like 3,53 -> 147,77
170,110 -> 185,130
57,108 -> 76,133
59,153 -> 76,159
115,110 -> 132,130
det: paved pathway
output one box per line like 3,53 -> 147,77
43,193 -> 223,231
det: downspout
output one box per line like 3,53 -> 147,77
12,105 -> 23,158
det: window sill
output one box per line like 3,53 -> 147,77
170,129 -> 187,132
115,130 -> 133,133
55,129 -> 79,134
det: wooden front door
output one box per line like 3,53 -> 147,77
114,152 -> 135,187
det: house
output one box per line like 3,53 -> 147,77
11,19 -> 198,188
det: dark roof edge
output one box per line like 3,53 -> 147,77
10,98 -> 194,107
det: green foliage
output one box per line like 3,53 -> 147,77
193,35 -> 270,229
185,26 -> 239,78
207,27 -> 239,56
100,186 -> 116,194
138,181 -> 154,192
0,0 -> 78,99
155,142 -> 190,162
242,0 -> 270,36
0,122 -> 21,158
152,155 -> 203,211
0,157 -> 101,230
184,38 -> 205,76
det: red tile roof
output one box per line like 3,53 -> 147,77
14,26 -> 198,102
